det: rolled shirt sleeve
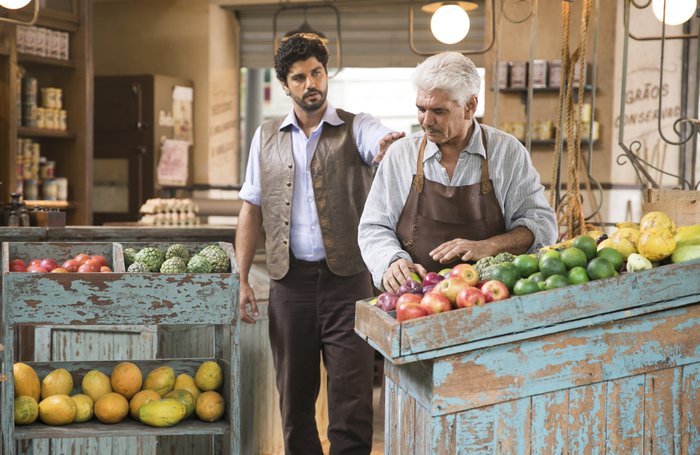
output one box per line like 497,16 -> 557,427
238,127 -> 262,206
352,112 -> 394,165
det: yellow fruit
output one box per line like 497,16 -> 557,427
609,236 -> 637,260
165,389 -> 196,419
615,221 -> 640,230
640,211 -> 676,234
143,366 -> 176,397
41,368 -> 74,399
597,238 -> 613,251
611,227 -> 641,248
638,228 -> 677,261
111,362 -> 143,400
674,224 -> 700,245
139,399 -> 187,427
14,396 -> 39,425
39,394 -> 77,426
71,393 -> 94,423
194,361 -> 223,392
81,370 -> 113,402
174,373 -> 201,400
195,391 -> 225,422
94,392 -> 129,424
13,362 -> 40,401
586,230 -> 606,241
129,389 -> 161,419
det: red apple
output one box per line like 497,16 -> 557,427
437,276 -> 469,304
423,284 -> 436,295
50,267 -> 68,273
78,261 -> 100,273
91,255 -> 109,268
29,259 -> 42,267
396,293 -> 426,322
456,286 -> 487,308
422,271 -> 445,288
448,263 -> 479,286
27,265 -> 48,273
39,258 -> 59,272
10,263 -> 27,272
100,266 -> 112,272
481,280 -> 510,302
398,279 -> 423,296
419,292 -> 452,315
74,253 -> 92,265
377,292 -> 399,312
61,259 -> 79,272
10,258 -> 26,268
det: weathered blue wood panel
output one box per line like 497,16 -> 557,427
531,390 -> 568,454
567,382 -> 605,454
454,406 -> 493,454
493,398 -> 530,454
644,367 -> 683,454
606,375 -> 645,454
682,363 -> 700,453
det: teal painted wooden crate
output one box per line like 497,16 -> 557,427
355,261 -> 700,454
1,241 -> 240,455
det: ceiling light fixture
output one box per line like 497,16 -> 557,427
651,0 -> 697,25
0,0 -> 39,25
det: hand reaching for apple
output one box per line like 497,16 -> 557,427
240,282 -> 259,324
430,238 -> 494,264
383,258 -> 427,293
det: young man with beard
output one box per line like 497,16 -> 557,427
235,33 -> 404,454
359,52 -> 557,293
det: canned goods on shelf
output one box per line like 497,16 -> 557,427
36,107 -> 46,129
59,109 -> 67,131
54,177 -> 68,201
23,179 -> 39,200
40,160 -> 55,180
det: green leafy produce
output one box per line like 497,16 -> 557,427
198,245 -> 230,273
475,252 -> 515,280
160,257 -> 187,273
127,262 -> 150,273
123,248 -> 138,268
187,255 -> 212,273
134,247 -> 165,272
166,244 -> 190,262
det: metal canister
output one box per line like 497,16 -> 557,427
44,108 -> 56,130
531,60 -> 548,88
36,107 -> 46,129
54,88 -> 63,110
42,179 -> 58,201
548,60 -> 562,88
54,177 -> 68,201
508,62 -> 528,89
41,87 -> 55,109
23,179 -> 39,200
58,109 -> 67,131
40,160 -> 55,180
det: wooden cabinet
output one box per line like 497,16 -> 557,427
0,0 -> 92,225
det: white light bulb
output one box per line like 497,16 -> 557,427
0,0 -> 31,9
431,4 -> 471,45
652,0 -> 697,25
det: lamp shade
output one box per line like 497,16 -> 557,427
651,0 -> 697,25
0,0 -> 31,9
431,4 -> 471,44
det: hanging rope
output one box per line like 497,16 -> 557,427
550,0 -> 593,238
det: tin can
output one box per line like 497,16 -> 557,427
59,109 -> 67,131
531,60 -> 548,88
508,62 -> 528,89
40,160 -> 55,180
22,103 -> 37,128
36,107 -> 46,129
581,103 -> 592,123
548,60 -> 562,88
534,120 -> 553,140
23,179 -> 39,200
42,179 -> 58,201
496,61 -> 508,89
54,88 -> 63,110
54,177 -> 68,201
41,87 -> 54,108
44,108 -> 56,130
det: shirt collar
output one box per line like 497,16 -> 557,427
279,103 -> 344,132
423,119 -> 486,162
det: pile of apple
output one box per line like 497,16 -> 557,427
9,254 -> 112,273
374,264 -> 510,322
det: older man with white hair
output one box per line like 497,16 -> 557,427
359,51 -> 558,293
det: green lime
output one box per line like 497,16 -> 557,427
573,235 -> 598,261
539,257 -> 567,279
512,254 -> 539,278
529,272 -> 545,284
596,247 -> 624,271
513,278 -> 541,296
560,247 -> 588,269
487,263 -> 520,291
539,250 -> 561,262
544,274 -> 570,290
567,266 -> 590,285
586,257 -> 616,280
537,281 -> 547,290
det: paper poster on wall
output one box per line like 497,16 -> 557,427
157,139 -> 189,186
172,85 -> 193,144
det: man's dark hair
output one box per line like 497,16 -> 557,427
274,33 -> 329,82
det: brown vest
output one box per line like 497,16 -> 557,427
396,129 -> 507,272
259,109 -> 373,279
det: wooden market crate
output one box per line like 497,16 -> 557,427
643,189 -> 699,225
355,261 -> 700,453
1,241 -> 240,455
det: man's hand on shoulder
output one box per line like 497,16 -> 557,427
373,131 -> 406,164
382,258 -> 427,293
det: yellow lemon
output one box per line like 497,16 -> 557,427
640,211 -> 676,234
611,227 -> 641,248
608,236 -> 637,259
638,228 -> 676,261
597,238 -> 613,251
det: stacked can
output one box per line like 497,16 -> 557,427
40,87 -> 66,130
21,76 -> 38,128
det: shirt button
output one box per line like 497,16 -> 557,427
282,240 -> 288,245
311,225 -> 316,230
288,164 -> 293,169
284,221 -> 289,225
286,182 -> 292,187
285,201 -> 291,206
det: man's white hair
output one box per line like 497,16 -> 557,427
412,52 -> 480,107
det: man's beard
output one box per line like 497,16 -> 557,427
293,89 -> 327,112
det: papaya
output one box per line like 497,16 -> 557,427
139,399 -> 187,427
174,373 -> 201,400
94,392 -> 129,424
194,361 -> 223,391
111,362 -> 143,400
81,370 -> 112,402
14,396 -> 39,425
671,244 -> 700,264
195,391 -> 225,422
41,368 -> 74,399
71,393 -> 94,423
129,389 -> 161,420
674,224 -> 700,247
13,362 -> 40,401
165,389 -> 196,419
143,366 -> 175,397
39,394 -> 77,425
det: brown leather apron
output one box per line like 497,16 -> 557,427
396,128 -> 507,272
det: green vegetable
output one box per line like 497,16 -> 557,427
626,253 -> 653,272
127,262 -> 150,273
134,247 -> 166,272
198,245 -> 230,273
671,244 -> 700,264
166,244 -> 190,262
160,257 -> 187,273
187,255 -> 212,273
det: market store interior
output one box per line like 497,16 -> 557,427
1,0 -> 699,454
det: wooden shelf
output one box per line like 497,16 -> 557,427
526,139 -> 597,146
17,127 -> 76,139
17,53 -> 76,68
23,200 -> 69,209
495,85 -> 593,93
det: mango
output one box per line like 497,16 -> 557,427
139,398 -> 186,427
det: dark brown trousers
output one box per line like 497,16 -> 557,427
269,257 -> 375,455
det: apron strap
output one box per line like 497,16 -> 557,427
480,127 -> 493,195
413,135 -> 428,194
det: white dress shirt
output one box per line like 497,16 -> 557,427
358,120 -> 558,289
240,104 -> 393,261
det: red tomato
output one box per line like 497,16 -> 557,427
74,253 -> 92,265
91,255 -> 109,268
61,259 -> 79,272
78,261 -> 100,273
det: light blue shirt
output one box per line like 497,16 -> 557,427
240,104 -> 393,261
